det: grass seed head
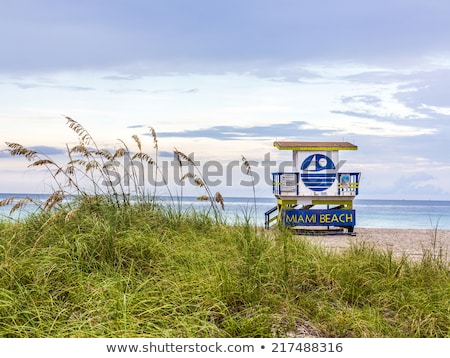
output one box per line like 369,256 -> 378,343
44,190 -> 65,212
181,172 -> 194,181
0,197 -> 16,207
9,197 -> 34,215
194,177 -> 205,187
28,159 -> 56,168
113,148 -> 126,159
149,127 -> 158,150
174,148 -> 194,165
132,135 -> 142,152
241,155 -> 251,174
5,142 -> 38,161
215,192 -> 225,210
70,144 -> 90,157
66,117 -> 93,145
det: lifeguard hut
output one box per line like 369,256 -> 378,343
265,141 -> 361,234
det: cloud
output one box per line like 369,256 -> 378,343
343,68 -> 450,113
330,110 -> 434,133
342,70 -> 407,84
331,110 -> 392,122
108,88 -> 147,94
255,67 -> 324,83
102,74 -> 143,81
341,95 -> 383,106
108,88 -> 198,94
29,146 -> 66,155
127,124 -> 146,129
144,114 -> 444,142
390,173 -> 448,197
2,1 -> 450,74
147,88 -> 199,95
11,81 -> 94,92
330,69 -> 450,139
147,121 -> 332,141
394,69 -> 450,109
159,151 -> 174,158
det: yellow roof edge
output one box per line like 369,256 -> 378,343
273,141 -> 358,151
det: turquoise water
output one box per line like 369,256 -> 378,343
1,193 -> 450,230
353,199 -> 450,229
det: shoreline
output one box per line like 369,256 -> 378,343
303,227 -> 450,261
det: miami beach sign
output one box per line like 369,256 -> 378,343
282,209 -> 356,227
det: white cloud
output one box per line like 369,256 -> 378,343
419,104 -> 450,116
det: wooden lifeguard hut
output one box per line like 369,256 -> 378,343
265,141 -> 361,234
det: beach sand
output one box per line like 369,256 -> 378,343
299,227 -> 450,261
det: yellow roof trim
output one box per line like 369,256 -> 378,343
274,141 -> 358,151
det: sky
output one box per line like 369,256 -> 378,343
1,0 -> 450,200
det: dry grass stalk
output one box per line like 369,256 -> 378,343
197,195 -> 209,201
69,144 -> 90,157
181,172 -> 194,181
65,208 -> 78,222
5,142 -> 38,160
194,177 -> 205,187
149,127 -> 158,150
131,135 -> 142,152
173,148 -> 194,165
0,197 -> 16,207
132,152 -> 154,164
68,159 -> 87,166
44,190 -> 65,212
66,117 -> 93,145
174,152 -> 183,167
113,148 -> 126,159
241,154 -> 257,228
215,192 -> 225,210
9,197 -> 34,215
93,149 -> 113,161
241,155 -> 251,174
65,165 -> 75,175
28,159 -> 56,167
85,160 -> 100,171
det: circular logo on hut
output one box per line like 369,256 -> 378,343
301,154 -> 336,192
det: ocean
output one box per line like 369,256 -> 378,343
1,193 -> 450,230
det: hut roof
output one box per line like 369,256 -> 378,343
273,141 -> 358,151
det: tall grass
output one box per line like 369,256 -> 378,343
1,205 -> 449,337
1,118 -> 449,337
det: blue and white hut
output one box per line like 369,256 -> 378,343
265,141 -> 361,234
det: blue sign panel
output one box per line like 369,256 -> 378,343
301,154 -> 336,192
283,209 -> 356,227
